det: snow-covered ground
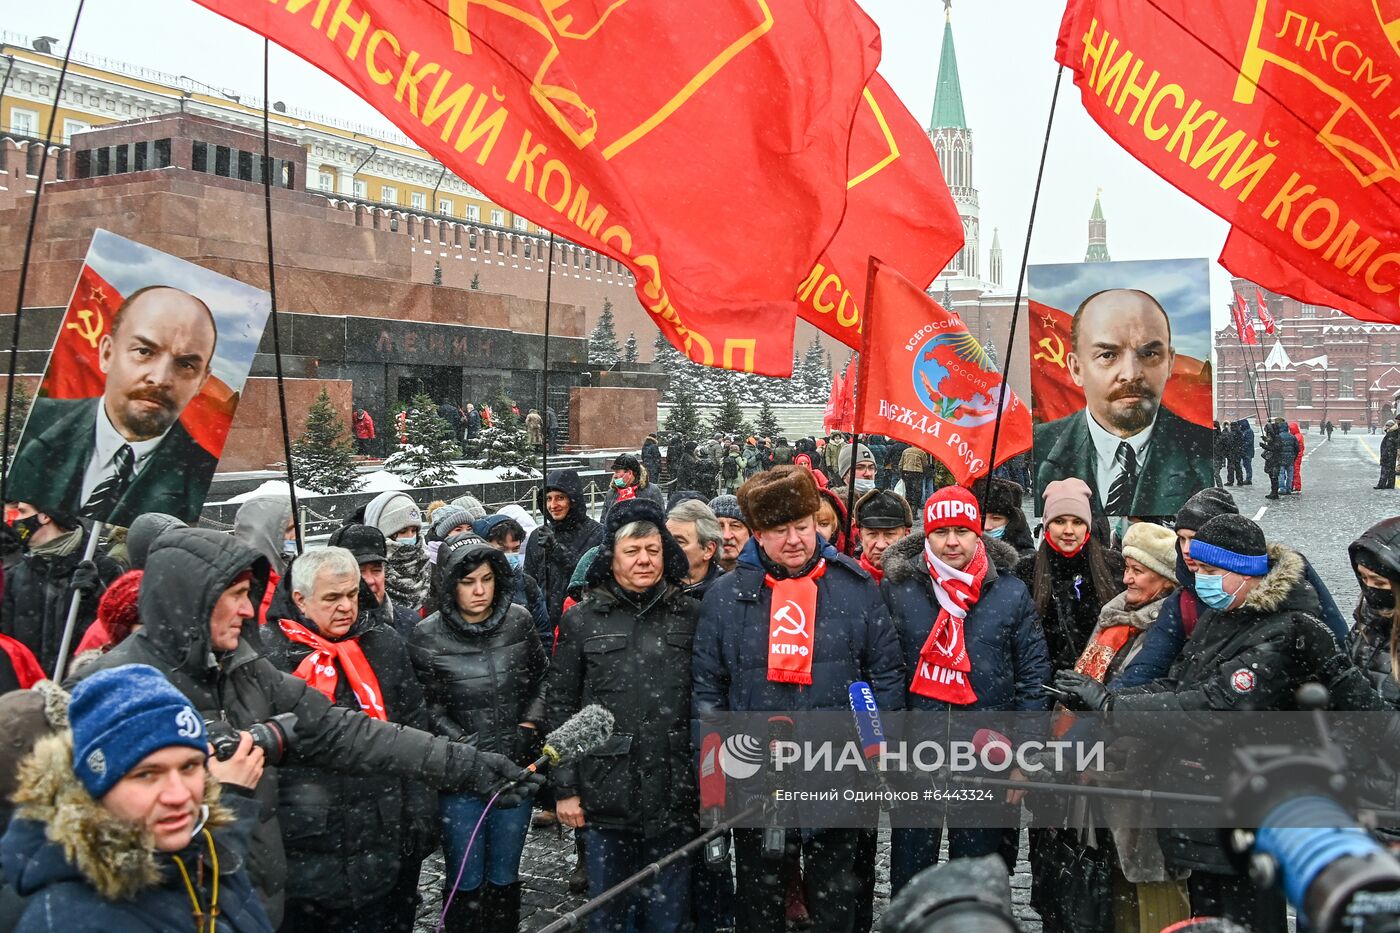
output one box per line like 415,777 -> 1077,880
213,463 -> 542,504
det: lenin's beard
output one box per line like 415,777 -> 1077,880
1102,381 -> 1158,434
114,387 -> 181,440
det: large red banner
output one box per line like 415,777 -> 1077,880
1057,0 -> 1400,325
795,73 -> 964,348
856,260 -> 1031,486
198,0 -> 883,375
1027,299 -> 1214,428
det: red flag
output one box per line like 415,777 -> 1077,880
196,0 -> 883,375
1254,286 -> 1277,335
856,259 -> 1030,485
1232,291 -> 1259,345
40,264 -> 237,457
1029,300 -> 1215,429
796,74 -> 964,348
822,370 -> 841,434
1056,0 -> 1400,326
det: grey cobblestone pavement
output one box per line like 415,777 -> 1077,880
414,434 -> 1384,931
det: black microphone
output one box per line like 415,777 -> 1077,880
763,715 -> 794,860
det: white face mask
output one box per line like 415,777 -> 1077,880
853,478 -> 876,494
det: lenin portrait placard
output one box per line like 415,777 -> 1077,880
1027,258 -> 1214,519
8,230 -> 271,527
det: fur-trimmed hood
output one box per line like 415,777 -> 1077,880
881,530 -> 1021,586
1236,544 -> 1317,616
3,732 -> 234,902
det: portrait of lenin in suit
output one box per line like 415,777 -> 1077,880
1033,288 -> 1213,518
9,285 -> 219,527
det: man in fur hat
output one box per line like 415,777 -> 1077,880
694,466 -> 904,932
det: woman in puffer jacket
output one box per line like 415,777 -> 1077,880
409,533 -> 548,933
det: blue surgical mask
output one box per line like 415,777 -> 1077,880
505,552 -> 523,571
613,477 -> 628,488
853,478 -> 876,494
986,525 -> 1005,539
393,535 -> 419,550
1194,572 -> 1239,610
282,539 -> 298,558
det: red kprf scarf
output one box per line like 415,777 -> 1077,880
765,559 -> 826,685
909,541 -> 986,704
615,484 -> 637,503
278,619 -> 388,720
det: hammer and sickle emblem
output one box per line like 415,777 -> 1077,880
1033,333 -> 1066,368
771,601 -> 808,638
66,308 -> 104,350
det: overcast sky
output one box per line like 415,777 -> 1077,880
9,0 -> 1237,331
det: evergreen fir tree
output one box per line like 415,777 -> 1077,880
622,332 -> 639,365
588,298 -> 621,366
708,383 -> 750,436
385,394 -> 459,487
471,385 -> 538,479
291,389 -> 363,494
755,397 -> 781,439
470,273 -> 480,290
664,391 -> 702,438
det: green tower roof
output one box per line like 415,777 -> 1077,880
1091,191 -> 1106,221
930,8 -> 967,130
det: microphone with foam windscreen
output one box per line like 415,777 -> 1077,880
499,704 -> 615,792
849,681 -> 894,808
699,731 -> 729,866
972,728 -> 1012,769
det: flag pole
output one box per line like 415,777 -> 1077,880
1232,308 -> 1268,428
982,66 -> 1064,499
846,257 -> 878,557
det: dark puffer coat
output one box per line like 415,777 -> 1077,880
524,470 -> 605,629
260,572 -> 437,909
70,529 -> 493,923
410,539 -> 548,761
544,499 -> 698,837
880,532 -> 1050,715
1110,545 -> 1353,872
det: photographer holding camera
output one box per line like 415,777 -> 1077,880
70,527 -> 543,927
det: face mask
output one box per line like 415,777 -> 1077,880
612,477 -> 628,488
426,540 -> 442,564
8,514 -> 41,543
505,552 -> 523,571
1195,572 -> 1240,611
392,535 -> 419,550
853,478 -> 875,494
282,539 -> 299,558
1363,585 -> 1396,612
986,525 -> 1006,540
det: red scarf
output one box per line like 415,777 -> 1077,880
615,484 -> 637,503
764,559 -> 826,685
1045,534 -> 1087,559
909,541 -> 986,704
858,552 -> 884,585
278,619 -> 387,720
1073,625 -> 1136,682
0,634 -> 42,689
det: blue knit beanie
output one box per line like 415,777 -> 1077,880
1191,514 -> 1270,577
69,664 -> 208,799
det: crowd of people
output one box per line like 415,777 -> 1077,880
0,418 -> 1398,933
350,401 -> 560,459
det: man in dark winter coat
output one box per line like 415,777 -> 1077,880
667,498 -> 724,598
438,398 -> 464,446
261,547 -> 438,933
70,527 -> 542,925
1234,418 -> 1255,484
1,664 -> 273,933
524,470 -> 605,632
1377,420 -> 1399,489
328,524 -> 421,639
1114,487 -> 1349,689
880,486 -> 1050,892
1261,421 -> 1284,499
1275,418 -> 1299,494
1053,514 -> 1364,929
641,435 -> 663,485
694,466 -> 905,933
2,504 -> 121,677
546,498 -> 699,931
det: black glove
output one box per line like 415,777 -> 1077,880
1052,670 -> 1111,712
68,560 -> 102,600
472,749 -> 546,809
515,724 -> 545,766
